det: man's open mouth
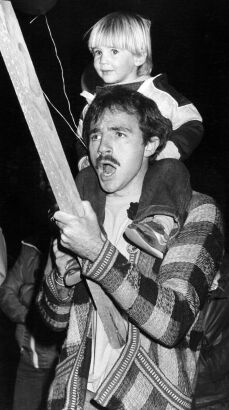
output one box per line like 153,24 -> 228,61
100,163 -> 116,177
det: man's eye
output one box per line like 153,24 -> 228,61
90,134 -> 101,141
116,131 -> 125,138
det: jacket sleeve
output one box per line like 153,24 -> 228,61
144,75 -> 204,160
36,171 -> 96,332
0,228 -> 7,286
36,267 -> 75,332
83,193 -> 224,347
0,243 -> 39,323
168,121 -> 204,160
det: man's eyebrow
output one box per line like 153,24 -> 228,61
89,126 -> 132,134
89,127 -> 101,135
109,126 -> 132,132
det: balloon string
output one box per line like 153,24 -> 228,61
29,14 -> 86,148
29,17 -> 39,24
44,16 -> 78,130
43,91 -> 87,148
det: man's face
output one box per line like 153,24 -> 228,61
88,108 -> 149,196
92,46 -> 139,84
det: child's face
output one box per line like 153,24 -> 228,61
92,46 -> 140,84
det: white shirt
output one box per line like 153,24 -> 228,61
87,191 -> 141,392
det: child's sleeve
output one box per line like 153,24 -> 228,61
150,74 -> 204,160
164,120 -> 204,160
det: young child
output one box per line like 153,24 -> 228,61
75,11 -> 203,259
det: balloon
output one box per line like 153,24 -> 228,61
12,0 -> 58,16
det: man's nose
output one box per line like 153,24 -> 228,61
98,135 -> 112,154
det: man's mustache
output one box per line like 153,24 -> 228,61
96,154 -> 120,169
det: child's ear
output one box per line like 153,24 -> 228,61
134,52 -> 147,67
144,136 -> 160,158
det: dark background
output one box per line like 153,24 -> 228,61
0,0 -> 229,266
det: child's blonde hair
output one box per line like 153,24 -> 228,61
87,12 -> 153,76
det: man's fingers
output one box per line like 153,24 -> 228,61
54,211 -> 75,224
53,238 -> 58,248
82,200 -> 93,212
53,236 -> 68,257
59,233 -> 68,248
82,201 -> 97,221
52,238 -> 59,254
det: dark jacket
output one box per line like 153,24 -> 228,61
0,236 -> 64,369
192,254 -> 229,409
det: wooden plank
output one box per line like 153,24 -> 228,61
0,0 -> 83,217
0,0 -> 126,348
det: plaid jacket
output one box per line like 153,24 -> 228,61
37,171 -> 224,410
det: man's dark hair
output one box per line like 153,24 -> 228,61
82,86 -> 172,161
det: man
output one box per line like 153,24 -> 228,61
0,230 -> 64,410
38,87 -> 224,410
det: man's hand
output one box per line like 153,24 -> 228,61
52,239 -> 73,277
52,239 -> 82,286
54,201 -> 105,262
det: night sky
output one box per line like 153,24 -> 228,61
0,0 -> 229,264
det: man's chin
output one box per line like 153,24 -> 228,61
99,184 -> 115,194
98,178 -> 116,194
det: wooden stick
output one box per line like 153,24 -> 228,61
0,0 -> 83,217
0,0 -> 126,348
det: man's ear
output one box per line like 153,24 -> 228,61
144,136 -> 160,158
134,52 -> 147,67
